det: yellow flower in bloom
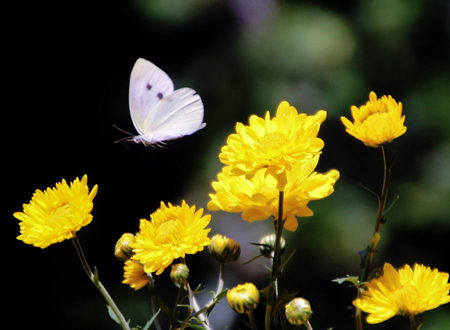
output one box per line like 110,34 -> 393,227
122,260 -> 149,290
208,156 -> 339,231
14,175 -> 98,249
131,201 -> 211,275
219,101 -> 326,190
227,283 -> 260,314
353,263 -> 450,324
341,91 -> 406,147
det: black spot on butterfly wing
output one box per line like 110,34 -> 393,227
146,83 -> 152,90
157,93 -> 163,100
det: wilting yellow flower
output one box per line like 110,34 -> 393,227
285,298 -> 313,325
208,156 -> 339,231
227,283 -> 260,314
219,101 -> 326,190
209,234 -> 241,263
14,175 -> 98,249
122,260 -> 149,290
341,91 -> 406,147
353,263 -> 450,324
131,201 -> 211,275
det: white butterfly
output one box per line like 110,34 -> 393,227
118,58 -> 206,147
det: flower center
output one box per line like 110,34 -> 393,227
257,133 -> 287,158
395,285 -> 420,316
260,185 -> 278,202
48,203 -> 71,224
156,220 -> 181,245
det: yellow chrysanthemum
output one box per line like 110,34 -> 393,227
208,156 -> 339,231
122,260 -> 149,290
341,91 -> 407,147
353,263 -> 450,324
131,201 -> 211,275
14,175 -> 98,249
219,101 -> 326,190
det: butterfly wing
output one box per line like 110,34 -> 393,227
129,58 -> 174,134
140,87 -> 206,144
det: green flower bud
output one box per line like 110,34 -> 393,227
259,234 -> 285,258
170,263 -> 189,285
209,234 -> 241,263
285,298 -> 313,325
114,233 -> 136,261
227,283 -> 260,314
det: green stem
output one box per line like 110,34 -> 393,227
71,235 -> 131,330
304,320 -> 313,330
356,145 -> 391,330
248,311 -> 259,330
147,273 -> 162,330
409,315 -> 417,330
265,190 -> 285,330
171,282 -> 186,330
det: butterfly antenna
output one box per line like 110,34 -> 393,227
113,125 -> 135,143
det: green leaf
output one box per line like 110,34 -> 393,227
142,309 -> 161,330
107,305 -> 121,324
241,254 -> 266,265
332,276 -> 360,288
277,248 -> 296,273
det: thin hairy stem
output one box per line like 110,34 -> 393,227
71,235 -> 131,330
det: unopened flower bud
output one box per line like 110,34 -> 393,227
227,283 -> 260,314
114,233 -> 136,261
259,234 -> 285,258
209,234 -> 241,263
170,263 -> 189,285
285,298 -> 313,325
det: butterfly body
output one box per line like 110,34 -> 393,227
125,58 -> 206,146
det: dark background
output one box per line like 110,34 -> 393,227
7,1 -> 450,329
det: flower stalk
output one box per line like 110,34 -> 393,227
409,315 -> 417,330
265,190 -> 286,330
71,235 -> 131,330
355,145 -> 391,330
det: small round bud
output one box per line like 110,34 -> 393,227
209,234 -> 241,263
259,234 -> 285,258
285,298 -> 313,325
170,263 -> 189,285
114,233 -> 136,261
227,283 -> 260,314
